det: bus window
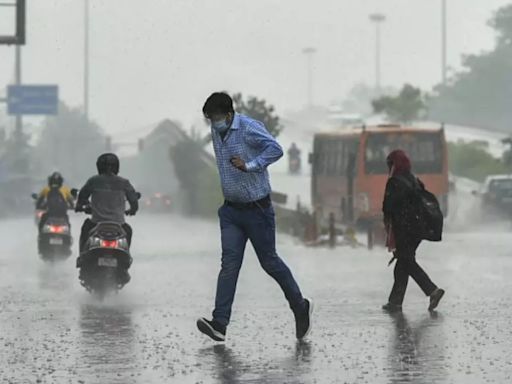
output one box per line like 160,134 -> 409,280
365,132 -> 443,174
314,139 -> 328,175
331,139 -> 358,176
325,141 -> 337,175
342,140 -> 359,176
336,141 -> 345,175
316,151 -> 326,175
314,137 -> 359,176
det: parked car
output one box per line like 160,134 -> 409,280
474,175 -> 512,218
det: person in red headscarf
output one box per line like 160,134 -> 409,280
382,149 -> 445,312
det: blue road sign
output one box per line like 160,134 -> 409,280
7,85 -> 58,115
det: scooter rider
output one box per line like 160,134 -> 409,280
75,153 -> 139,257
36,172 -> 74,230
288,142 -> 301,173
288,142 -> 301,160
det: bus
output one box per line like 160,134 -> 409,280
309,124 -> 449,244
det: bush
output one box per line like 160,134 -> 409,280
448,141 -> 509,182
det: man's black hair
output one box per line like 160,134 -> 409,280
97,153 -> 120,175
202,92 -> 234,118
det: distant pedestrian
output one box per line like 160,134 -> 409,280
382,150 -> 445,312
196,92 -> 313,342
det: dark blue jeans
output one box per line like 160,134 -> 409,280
212,203 -> 305,326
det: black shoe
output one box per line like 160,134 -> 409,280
428,288 -> 445,311
382,302 -> 402,313
197,318 -> 226,342
294,298 -> 313,340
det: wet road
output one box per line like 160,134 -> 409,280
1,214 -> 511,383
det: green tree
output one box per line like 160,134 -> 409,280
232,93 -> 283,137
448,141 -> 508,182
342,83 -> 397,115
490,4 -> 512,45
428,4 -> 512,131
501,137 -> 512,167
169,136 -> 222,216
1,129 -> 31,176
35,102 -> 105,185
372,84 -> 426,123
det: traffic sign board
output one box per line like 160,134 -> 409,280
7,85 -> 58,115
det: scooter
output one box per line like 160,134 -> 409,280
75,192 -> 139,299
289,156 -> 301,174
31,193 -> 73,261
38,217 -> 73,260
34,209 -> 45,226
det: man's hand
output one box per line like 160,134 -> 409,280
125,208 -> 137,216
230,156 -> 247,172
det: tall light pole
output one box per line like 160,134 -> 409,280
441,0 -> 447,86
302,47 -> 317,108
369,13 -> 386,94
14,45 -> 22,136
84,0 -> 89,120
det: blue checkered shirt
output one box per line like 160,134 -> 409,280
211,113 -> 283,203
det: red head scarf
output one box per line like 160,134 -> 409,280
386,149 -> 411,177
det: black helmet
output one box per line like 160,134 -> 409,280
96,153 -> 120,175
48,172 -> 64,188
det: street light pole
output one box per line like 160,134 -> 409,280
84,0 -> 89,120
441,0 -> 447,86
15,44 -> 22,136
302,47 -> 317,108
369,13 -> 386,94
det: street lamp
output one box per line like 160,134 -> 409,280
84,0 -> 89,120
441,0 -> 447,86
369,13 -> 386,93
302,47 -> 317,108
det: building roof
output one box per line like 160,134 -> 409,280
315,124 -> 444,137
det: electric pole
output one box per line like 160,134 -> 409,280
441,0 -> 447,86
84,0 -> 90,120
302,47 -> 317,108
369,13 -> 386,94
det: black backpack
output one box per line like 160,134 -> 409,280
46,186 -> 69,217
395,175 -> 444,242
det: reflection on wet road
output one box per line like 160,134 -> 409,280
198,341 -> 313,384
78,305 -> 137,383
0,215 -> 511,383
387,312 -> 446,384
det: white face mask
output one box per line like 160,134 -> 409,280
212,119 -> 229,133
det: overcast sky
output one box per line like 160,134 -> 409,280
0,0 -> 510,134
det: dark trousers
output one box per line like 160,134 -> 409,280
388,237 -> 437,305
212,203 -> 305,326
79,219 -> 132,253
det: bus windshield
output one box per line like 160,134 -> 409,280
365,131 -> 443,174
